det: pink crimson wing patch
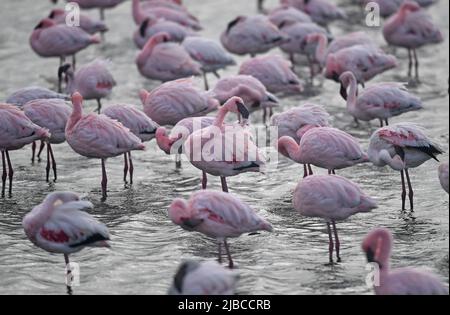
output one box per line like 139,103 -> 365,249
40,228 -> 70,243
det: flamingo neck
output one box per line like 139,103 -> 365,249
66,99 -> 83,133
214,105 -> 231,127
315,35 -> 328,65
137,38 -> 157,66
132,0 -> 145,24
346,77 -> 359,114
279,137 -> 302,162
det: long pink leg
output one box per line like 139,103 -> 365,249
1,151 -> 6,198
202,171 -> 208,189
5,151 -> 14,197
224,239 -> 234,269
123,153 -> 129,183
37,141 -> 45,162
327,222 -> 334,265
401,170 -> 407,210
405,169 -> 414,211
221,176 -> 229,193
101,159 -> 108,201
129,152 -> 134,185
332,221 -> 341,263
48,144 -> 57,181
31,142 -> 36,163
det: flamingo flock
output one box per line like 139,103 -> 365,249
0,0 -> 447,296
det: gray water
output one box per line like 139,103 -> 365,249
0,0 -> 448,295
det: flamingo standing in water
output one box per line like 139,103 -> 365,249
169,190 -> 273,268
169,260 -> 238,295
277,127 -> 369,176
6,86 -> 68,107
48,9 -> 108,35
438,162 -> 449,194
271,104 -> 331,177
23,99 -> 72,181
339,71 -> 423,127
368,123 -> 444,211
294,175 -> 377,264
184,97 -> 265,192
239,55 -> 303,94
102,104 -> 159,184
22,191 -> 110,294
59,59 -> 116,112
136,32 -> 202,82
362,228 -> 448,295
383,1 -> 443,80
65,93 -> 145,201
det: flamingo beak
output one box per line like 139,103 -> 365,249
237,102 -> 250,120
340,84 -> 348,101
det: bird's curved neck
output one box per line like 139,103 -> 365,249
279,137 -> 302,162
314,35 -> 328,65
66,100 -> 83,132
137,38 -> 157,66
132,0 -> 144,24
346,77 -> 359,113
214,106 -> 231,127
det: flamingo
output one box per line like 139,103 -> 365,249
182,37 -> 236,90
169,190 -> 273,268
6,86 -> 68,107
59,59 -> 116,113
65,93 -> 145,201
438,162 -> 449,194
277,127 -> 369,176
383,1 -> 443,80
339,71 -> 423,127
48,8 -> 108,35
22,191 -> 110,294
52,0 -> 125,23
294,175 -> 378,264
184,97 -> 265,192
0,104 -> 50,197
220,15 -> 287,57
268,5 -> 312,28
169,260 -> 238,295
362,228 -> 448,295
239,55 -> 303,95
136,32 -> 202,82
209,75 -> 279,123
23,99 -> 72,181
102,104 -> 159,184
139,78 -> 219,126
270,104 -> 331,177
368,123 -> 444,210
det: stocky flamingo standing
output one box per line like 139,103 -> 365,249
239,55 -> 303,94
169,190 -> 273,268
184,97 -> 265,192
438,162 -> 449,194
383,1 -> 444,80
22,191 -> 110,293
182,37 -> 236,90
277,127 -> 369,176
136,32 -> 202,82
65,93 -> 145,201
268,5 -> 312,28
271,104 -> 331,177
294,175 -> 377,264
169,260 -> 238,295
368,123 -> 444,210
0,104 -> 50,197
6,86 -> 68,107
140,78 -> 219,126
59,59 -> 116,113
48,9 -> 108,35
339,71 -> 423,127
102,104 -> 159,184
362,228 -> 448,295
23,99 -> 72,182
220,15 -> 287,57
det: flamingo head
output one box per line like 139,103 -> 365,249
34,18 -> 56,30
222,96 -> 250,120
339,71 -> 357,100
71,92 -> 84,108
156,127 -> 176,155
168,198 -> 191,226
362,228 -> 393,271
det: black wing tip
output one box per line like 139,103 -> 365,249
69,233 -> 109,248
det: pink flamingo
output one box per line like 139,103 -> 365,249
268,5 -> 312,28
278,127 -> 369,176
239,55 -> 303,94
23,99 -> 72,181
325,45 -> 398,86
59,59 -> 116,112
136,32 -> 202,82
48,8 -> 108,35
182,37 -> 236,90
169,260 -> 238,295
184,97 -> 265,192
339,71 -> 423,127
22,191 -> 110,294
140,78 -> 219,126
294,175 -> 377,264
169,190 -> 273,268
220,15 -> 287,57
368,123 -> 444,210
209,75 -> 279,123
383,1 -> 443,80
132,0 -> 202,30
65,93 -> 145,201
271,104 -> 331,177
362,228 -> 448,295
0,104 -> 50,197
438,162 -> 449,194
6,86 -> 68,107
134,17 -> 195,49
102,104 -> 159,184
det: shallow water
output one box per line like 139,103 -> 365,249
0,0 -> 448,295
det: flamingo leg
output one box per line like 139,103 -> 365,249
303,164 -> 308,178
203,71 -> 209,91
212,71 -> 221,79
354,117 -> 360,128
332,170 -> 336,175
401,170 -> 407,210
37,141 -> 45,162
413,49 -> 420,82
128,152 -> 134,185
385,119 -> 389,126
58,57 -> 66,94
1,151 -> 6,198
408,49 -> 413,78
332,221 -> 341,263
96,99 -> 102,114
202,171 -> 208,189
99,9 -> 106,41
224,239 -> 234,269
64,254 -> 73,295
46,144 -> 51,182
123,153 -> 129,184
101,159 -> 108,201
220,176 -> 229,193
290,54 -> 295,70
326,222 -> 334,265
5,151 -> 13,197
31,141 -> 36,163
175,153 -> 182,168
72,54 -> 76,71
308,164 -> 314,176
48,144 -> 57,182
405,169 -> 414,211
263,109 -> 267,126
218,242 -> 223,264
379,119 -> 384,127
